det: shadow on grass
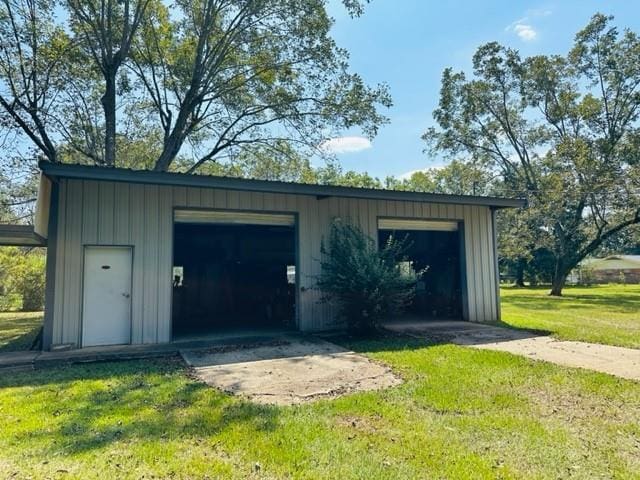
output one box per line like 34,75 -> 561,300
485,320 -> 552,337
324,318 -> 560,354
0,313 -> 42,352
2,356 -> 280,455
0,325 -> 40,352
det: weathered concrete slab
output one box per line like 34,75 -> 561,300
0,332 -> 290,371
385,320 -> 640,381
466,335 -> 640,381
0,350 -> 37,371
180,337 -> 401,405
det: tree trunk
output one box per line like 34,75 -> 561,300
154,133 -> 182,172
549,261 -> 570,296
154,86 -> 200,172
102,72 -> 117,166
549,276 -> 566,296
514,258 -> 526,287
154,114 -> 190,171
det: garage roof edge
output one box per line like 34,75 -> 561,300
39,161 -> 526,209
0,224 -> 47,246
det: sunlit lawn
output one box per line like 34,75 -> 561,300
1,336 -> 639,479
1,288 -> 639,478
501,284 -> 640,348
0,311 -> 42,352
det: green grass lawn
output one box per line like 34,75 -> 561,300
0,311 -> 42,352
500,284 -> 640,348
1,337 -> 639,479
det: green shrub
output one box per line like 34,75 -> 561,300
317,219 -> 423,334
0,293 -> 21,311
0,247 -> 46,312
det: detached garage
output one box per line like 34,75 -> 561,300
33,162 -> 524,350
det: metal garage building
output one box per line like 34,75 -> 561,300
30,162 -> 524,350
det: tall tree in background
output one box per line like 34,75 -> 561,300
194,140 -> 389,188
130,0 -> 390,172
425,14 -> 640,295
0,0 -> 389,174
388,160 -> 494,195
66,0 -> 151,166
0,142 -> 39,224
0,0 -> 69,163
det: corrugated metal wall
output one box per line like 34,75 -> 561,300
52,178 -> 499,346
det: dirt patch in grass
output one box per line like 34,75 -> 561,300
530,387 -> 635,424
335,414 -> 388,435
523,381 -> 640,473
185,339 -> 291,358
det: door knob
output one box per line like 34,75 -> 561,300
122,293 -> 131,298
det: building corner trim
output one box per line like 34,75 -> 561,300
42,182 -> 59,350
491,207 -> 502,322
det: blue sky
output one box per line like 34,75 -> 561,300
324,0 -> 640,179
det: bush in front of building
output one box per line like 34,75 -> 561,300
0,247 -> 46,312
318,219 -> 423,334
0,292 -> 21,311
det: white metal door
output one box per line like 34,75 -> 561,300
82,246 -> 132,347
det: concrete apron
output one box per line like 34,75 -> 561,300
0,331 -> 297,371
385,320 -> 640,381
181,336 -> 402,405
0,333 -> 402,406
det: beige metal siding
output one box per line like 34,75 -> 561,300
52,178 -> 500,346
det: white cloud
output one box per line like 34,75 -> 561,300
506,8 -> 551,42
320,136 -> 372,154
513,23 -> 537,41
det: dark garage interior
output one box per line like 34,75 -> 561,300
172,222 -> 296,338
378,228 -> 463,319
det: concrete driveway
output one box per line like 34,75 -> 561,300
384,320 -> 640,381
181,336 -> 401,405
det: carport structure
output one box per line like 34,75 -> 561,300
30,161 -> 524,351
0,224 -> 46,247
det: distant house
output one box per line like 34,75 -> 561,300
1,162 -> 524,351
575,255 -> 640,284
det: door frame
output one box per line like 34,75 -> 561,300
170,207 -> 300,340
80,244 -> 134,347
376,215 -> 469,321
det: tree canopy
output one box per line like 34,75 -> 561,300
424,13 -> 640,295
0,0 -> 390,173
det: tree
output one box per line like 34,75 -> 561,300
0,158 -> 39,223
597,225 -> 640,255
0,0 -> 390,173
424,14 -> 640,295
0,0 -> 70,163
193,141 -> 321,183
317,219 -> 421,334
131,0 -> 390,172
192,141 -> 389,187
388,159 -> 494,195
66,0 -> 151,166
0,246 -> 45,311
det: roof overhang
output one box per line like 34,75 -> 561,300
39,161 -> 527,209
0,224 -> 46,247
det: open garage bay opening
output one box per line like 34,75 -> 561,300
378,219 -> 464,320
172,210 -> 297,340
